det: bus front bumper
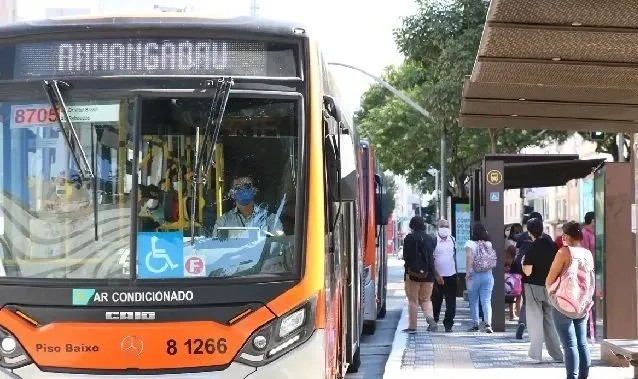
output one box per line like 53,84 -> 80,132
1,331 -> 326,379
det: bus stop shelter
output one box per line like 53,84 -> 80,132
471,154 -> 605,333
460,0 -> 638,369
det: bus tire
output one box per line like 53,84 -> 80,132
346,346 -> 361,373
377,301 -> 386,319
362,320 -> 376,335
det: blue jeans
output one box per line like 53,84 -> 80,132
553,308 -> 590,379
467,271 -> 494,326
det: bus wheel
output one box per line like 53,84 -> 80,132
362,320 -> 376,335
346,346 -> 360,373
377,301 -> 387,319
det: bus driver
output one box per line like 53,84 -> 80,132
212,173 -> 284,238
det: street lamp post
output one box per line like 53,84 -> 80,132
327,61 -> 447,222
427,168 -> 439,221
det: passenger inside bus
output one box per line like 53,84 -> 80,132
138,184 -> 165,231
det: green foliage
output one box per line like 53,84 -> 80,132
355,0 -> 568,197
578,132 -> 631,161
422,198 -> 437,226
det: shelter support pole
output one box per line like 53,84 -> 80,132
600,163 -> 637,367
483,159 -> 505,332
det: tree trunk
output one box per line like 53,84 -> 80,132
488,128 -> 497,153
451,173 -> 470,199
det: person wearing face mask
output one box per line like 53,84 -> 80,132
212,173 -> 283,238
138,184 -> 166,231
431,219 -> 457,332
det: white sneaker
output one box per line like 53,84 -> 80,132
523,356 -> 543,364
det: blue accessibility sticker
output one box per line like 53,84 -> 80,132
136,232 -> 184,279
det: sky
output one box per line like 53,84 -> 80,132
15,0 -> 418,113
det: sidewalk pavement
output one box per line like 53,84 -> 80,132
383,297 -> 634,379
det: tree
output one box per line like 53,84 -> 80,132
422,198 -> 437,226
579,132 -> 631,161
355,0 -> 568,197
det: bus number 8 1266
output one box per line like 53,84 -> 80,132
165,338 -> 228,355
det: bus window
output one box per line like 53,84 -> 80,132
136,97 -> 299,280
0,99 -> 134,278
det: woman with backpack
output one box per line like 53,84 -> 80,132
546,221 -> 595,379
402,216 -> 438,333
465,223 -> 497,333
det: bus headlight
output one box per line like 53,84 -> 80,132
278,308 -> 305,338
235,295 -> 317,367
252,335 -> 267,350
0,328 -> 31,369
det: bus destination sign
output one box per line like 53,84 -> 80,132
13,38 -> 297,79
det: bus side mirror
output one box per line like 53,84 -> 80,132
374,174 -> 388,225
325,134 -> 340,202
323,95 -> 342,124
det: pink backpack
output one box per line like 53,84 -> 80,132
505,273 -> 522,296
548,246 -> 595,319
472,241 -> 497,272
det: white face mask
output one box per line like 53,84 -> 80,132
173,181 -> 179,189
146,199 -> 159,209
438,227 -> 450,238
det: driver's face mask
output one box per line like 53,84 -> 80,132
230,180 -> 257,206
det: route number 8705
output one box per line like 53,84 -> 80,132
166,338 -> 228,355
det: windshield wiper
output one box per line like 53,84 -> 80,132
42,80 -> 94,180
190,77 -> 234,244
43,80 -> 99,241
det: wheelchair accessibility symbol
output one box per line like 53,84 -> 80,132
146,236 -> 179,274
137,232 -> 183,279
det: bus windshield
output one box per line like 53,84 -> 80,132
0,95 -> 299,280
136,96 -> 298,280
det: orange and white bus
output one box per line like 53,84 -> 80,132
358,140 -> 388,335
0,15 -> 365,378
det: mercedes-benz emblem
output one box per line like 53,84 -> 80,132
120,335 -> 144,356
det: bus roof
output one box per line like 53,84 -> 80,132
0,15 -> 309,39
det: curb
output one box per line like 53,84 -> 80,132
382,304 -> 408,378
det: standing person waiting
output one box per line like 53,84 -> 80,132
515,211 -> 545,339
402,216 -> 438,333
465,223 -> 497,333
547,221 -> 595,379
521,218 -> 563,363
431,219 -> 457,332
